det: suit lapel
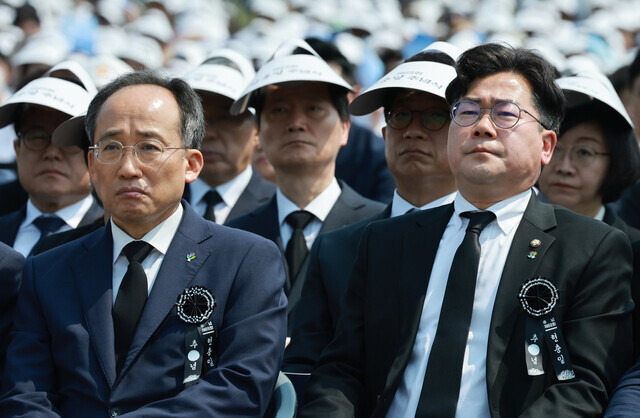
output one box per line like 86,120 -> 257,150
383,205 -> 454,396
0,207 -> 25,247
486,194 -> 557,389
72,224 -> 117,387
226,170 -> 275,223
78,198 -> 104,227
320,182 -> 365,233
118,205 -> 214,378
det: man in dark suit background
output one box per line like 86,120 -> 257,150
0,71 -> 287,416
182,49 -> 275,224
305,37 -> 395,204
301,43 -> 634,417
284,41 -> 460,374
0,242 -> 24,378
227,39 -> 384,334
0,61 -> 102,256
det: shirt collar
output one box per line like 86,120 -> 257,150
594,205 -> 606,221
111,202 -> 183,264
191,165 -> 253,208
24,194 -> 95,228
453,189 -> 532,236
277,177 -> 341,227
391,190 -> 457,218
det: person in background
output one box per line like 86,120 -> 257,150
0,61 -> 102,257
227,39 -> 384,335
0,242 -> 25,378
182,49 -> 275,224
283,41 -> 460,377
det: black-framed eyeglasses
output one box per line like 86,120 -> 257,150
18,129 -> 82,154
451,100 -> 549,130
550,144 -> 610,168
89,139 -> 186,165
385,110 -> 449,131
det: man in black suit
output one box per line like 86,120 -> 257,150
300,43 -> 634,417
227,39 -> 384,333
182,50 -> 275,224
0,242 -> 25,377
284,42 -> 461,374
0,63 -> 102,256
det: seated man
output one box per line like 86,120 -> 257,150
301,44 -> 633,417
0,61 -> 102,256
0,71 -> 287,416
183,49 -> 275,224
284,42 -> 460,374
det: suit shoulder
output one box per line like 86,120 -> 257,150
225,200 -> 273,232
551,204 -> 621,235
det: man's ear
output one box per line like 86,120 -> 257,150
540,130 -> 557,166
185,149 -> 204,183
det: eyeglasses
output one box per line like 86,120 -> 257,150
385,110 -> 449,131
89,139 -> 186,165
451,100 -> 549,130
18,129 -> 82,154
549,144 -> 610,168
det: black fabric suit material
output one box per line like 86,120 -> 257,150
300,194 -> 634,418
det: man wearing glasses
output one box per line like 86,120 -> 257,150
0,64 -> 103,257
0,71 -> 287,416
301,44 -> 633,417
284,42 -> 460,376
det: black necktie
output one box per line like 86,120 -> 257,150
113,241 -> 154,374
285,210 -> 314,280
29,215 -> 66,256
202,190 -> 223,223
417,210 -> 496,417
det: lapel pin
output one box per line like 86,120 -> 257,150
186,252 -> 196,262
528,251 -> 537,259
530,239 -> 541,248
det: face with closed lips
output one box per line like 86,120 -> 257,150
447,71 -> 556,207
258,82 -> 349,175
14,105 -> 92,212
538,121 -> 609,216
88,84 -> 203,238
382,90 -> 451,182
199,92 -> 258,187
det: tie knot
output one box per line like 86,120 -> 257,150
286,210 -> 314,230
122,241 -> 154,263
461,211 -> 495,235
202,190 -> 223,206
32,215 -> 66,235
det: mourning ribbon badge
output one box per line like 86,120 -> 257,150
518,277 -> 575,381
176,286 -> 217,384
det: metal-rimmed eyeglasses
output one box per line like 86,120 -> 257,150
451,100 -> 549,130
385,110 -> 449,131
89,139 -> 186,165
549,144 -> 610,168
18,129 -> 82,154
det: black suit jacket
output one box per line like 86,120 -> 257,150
0,242 -> 25,377
182,169 -> 276,225
0,180 -> 27,217
226,181 -> 384,332
283,204 -> 391,373
0,198 -> 103,249
301,194 -> 634,418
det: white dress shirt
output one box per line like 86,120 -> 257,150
190,166 -> 253,224
111,203 -> 183,303
390,190 -> 457,218
387,189 -> 531,418
13,194 -> 95,257
277,178 -> 341,251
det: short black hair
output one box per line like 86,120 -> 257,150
85,71 -> 205,149
304,37 -> 356,86
629,50 -> 640,90
446,43 -> 565,135
560,102 -> 640,202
